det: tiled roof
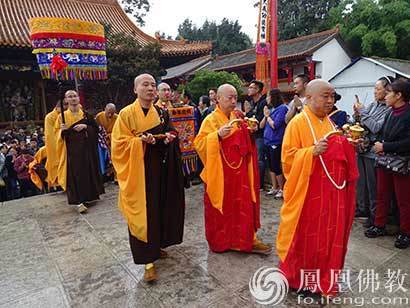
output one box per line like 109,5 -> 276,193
369,57 -> 410,78
162,55 -> 212,80
204,28 -> 341,71
0,0 -> 212,57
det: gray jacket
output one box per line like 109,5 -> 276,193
359,101 -> 390,159
0,153 -> 6,180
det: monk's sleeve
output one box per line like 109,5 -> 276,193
281,119 -> 314,180
29,147 -> 47,190
44,114 -> 55,151
194,117 -> 218,165
54,115 -> 63,154
162,110 -> 177,134
111,112 -> 149,243
194,118 -> 224,212
95,112 -> 104,127
84,113 -> 99,129
44,115 -> 53,139
277,119 -> 315,261
54,114 -> 67,190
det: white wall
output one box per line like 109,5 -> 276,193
313,38 -> 351,81
330,59 -> 395,115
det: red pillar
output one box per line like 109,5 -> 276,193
270,0 -> 278,88
308,60 -> 315,81
285,66 -> 293,85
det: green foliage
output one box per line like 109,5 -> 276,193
177,18 -> 253,55
88,25 -> 164,109
395,19 -> 410,59
105,27 -> 164,85
120,0 -> 150,26
329,0 -> 410,59
345,24 -> 368,55
183,70 -> 244,102
276,0 -> 342,40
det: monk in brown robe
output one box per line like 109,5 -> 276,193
111,74 -> 185,282
55,90 -> 104,213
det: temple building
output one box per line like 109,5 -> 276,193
0,0 -> 212,125
163,27 -> 352,96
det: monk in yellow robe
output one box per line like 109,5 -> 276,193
276,80 -> 359,296
111,74 -> 185,282
154,82 -> 173,110
194,84 -> 271,255
95,103 -> 118,147
55,90 -> 104,214
44,100 -> 67,189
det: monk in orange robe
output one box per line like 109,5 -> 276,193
276,79 -> 359,296
44,100 -> 67,189
194,84 -> 271,255
95,103 -> 118,148
111,74 -> 185,282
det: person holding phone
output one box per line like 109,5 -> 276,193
353,76 -> 393,228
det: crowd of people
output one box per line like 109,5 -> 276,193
1,72 -> 409,293
0,126 -> 45,201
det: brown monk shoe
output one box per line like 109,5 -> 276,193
252,239 -> 272,255
160,249 -> 168,259
144,265 -> 158,283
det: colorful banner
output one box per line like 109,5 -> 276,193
29,17 -> 107,81
29,17 -> 105,37
256,0 -> 271,90
169,106 -> 198,176
258,0 -> 270,44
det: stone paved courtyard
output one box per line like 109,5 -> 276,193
0,184 -> 409,307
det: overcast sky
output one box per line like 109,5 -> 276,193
140,0 -> 259,42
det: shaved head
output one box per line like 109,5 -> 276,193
134,73 -> 157,105
158,82 -> 171,102
306,79 -> 336,118
134,73 -> 155,87
105,103 -> 116,111
217,84 -> 238,115
306,79 -> 333,96
64,90 -> 81,113
217,84 -> 236,96
158,82 -> 170,91
65,90 -> 78,98
104,103 -> 116,118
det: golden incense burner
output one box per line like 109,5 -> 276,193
342,123 -> 365,140
245,116 -> 259,130
228,116 -> 259,130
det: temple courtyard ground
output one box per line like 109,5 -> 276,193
0,184 -> 409,307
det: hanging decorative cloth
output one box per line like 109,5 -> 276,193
255,0 -> 271,89
169,106 -> 198,176
28,17 -> 107,81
